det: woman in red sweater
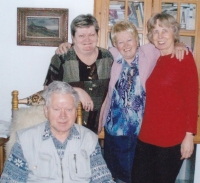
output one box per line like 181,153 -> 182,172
131,13 -> 198,183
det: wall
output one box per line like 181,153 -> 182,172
0,0 -> 93,122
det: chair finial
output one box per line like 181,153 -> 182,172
12,90 -> 19,110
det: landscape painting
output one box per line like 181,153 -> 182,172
17,8 -> 68,47
26,17 -> 59,38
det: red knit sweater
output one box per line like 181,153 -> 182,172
139,52 -> 198,147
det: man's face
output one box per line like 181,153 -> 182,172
44,93 -> 77,139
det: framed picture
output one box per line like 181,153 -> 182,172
17,8 -> 68,47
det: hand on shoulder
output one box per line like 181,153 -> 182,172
55,42 -> 72,55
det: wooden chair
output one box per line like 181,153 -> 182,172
0,90 -> 104,175
0,138 -> 8,175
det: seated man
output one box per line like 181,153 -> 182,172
1,81 -> 115,183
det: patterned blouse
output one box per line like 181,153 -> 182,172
0,122 -> 115,183
105,51 -> 146,136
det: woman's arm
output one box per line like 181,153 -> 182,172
140,42 -> 188,63
180,52 -> 198,159
98,93 -> 108,134
73,87 -> 94,111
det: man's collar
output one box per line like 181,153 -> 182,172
42,121 -> 81,141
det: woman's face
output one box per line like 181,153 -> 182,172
72,25 -> 98,53
114,30 -> 138,64
152,20 -> 174,56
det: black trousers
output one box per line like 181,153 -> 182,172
131,140 -> 184,183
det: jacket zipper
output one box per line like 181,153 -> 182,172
60,158 -> 64,183
74,154 -> 77,173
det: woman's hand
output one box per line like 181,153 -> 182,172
171,42 -> 189,61
180,132 -> 194,160
73,87 -> 94,111
55,42 -> 72,55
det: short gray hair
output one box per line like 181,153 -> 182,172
42,81 -> 79,107
70,14 -> 99,36
147,13 -> 180,44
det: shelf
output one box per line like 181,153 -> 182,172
179,30 -> 196,36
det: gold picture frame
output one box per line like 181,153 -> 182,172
17,8 -> 68,47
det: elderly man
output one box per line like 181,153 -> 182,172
1,81 -> 115,183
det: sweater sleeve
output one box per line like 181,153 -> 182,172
0,141 -> 28,183
44,54 -> 63,86
90,143 -> 115,183
180,52 -> 199,134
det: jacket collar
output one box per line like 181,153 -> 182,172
42,121 -> 81,141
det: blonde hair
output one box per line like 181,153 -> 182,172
111,20 -> 139,46
147,13 -> 180,43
